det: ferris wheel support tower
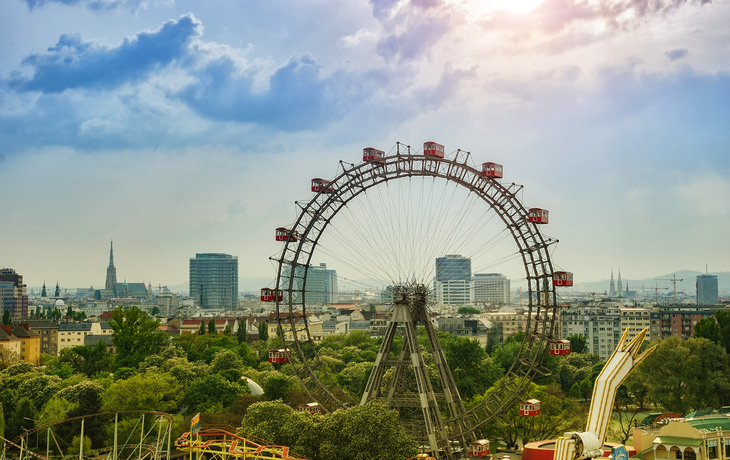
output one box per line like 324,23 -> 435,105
553,328 -> 655,460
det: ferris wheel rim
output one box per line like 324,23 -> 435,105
272,148 -> 562,430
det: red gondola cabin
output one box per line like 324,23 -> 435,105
550,339 -> 571,356
298,402 -> 321,414
363,147 -> 385,164
275,227 -> 298,242
520,399 -> 541,416
260,288 -> 283,302
311,178 -> 334,193
553,271 -> 574,287
528,208 -> 549,224
423,141 -> 445,158
268,349 -> 290,364
469,439 -> 491,458
481,162 -> 503,179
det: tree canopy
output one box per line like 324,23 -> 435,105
109,306 -> 167,368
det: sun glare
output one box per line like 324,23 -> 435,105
501,0 -> 544,15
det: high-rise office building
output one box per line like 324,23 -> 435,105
325,267 -> 339,304
0,268 -> 28,321
696,274 -> 718,305
189,253 -> 238,309
434,255 -> 472,305
436,255 -> 471,282
305,263 -> 328,305
472,273 -> 510,304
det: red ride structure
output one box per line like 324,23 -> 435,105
550,339 -> 571,356
468,439 -> 491,458
520,399 -> 541,416
275,227 -> 298,242
423,141 -> 445,158
298,402 -> 322,414
268,349 -> 290,364
552,271 -> 573,287
311,178 -> 334,193
363,147 -> 385,164
260,288 -> 283,302
481,162 -> 503,179
528,208 -> 549,224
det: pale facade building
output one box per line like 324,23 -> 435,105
472,273 -> 509,305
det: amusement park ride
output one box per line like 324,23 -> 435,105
263,140 -> 585,459
2,141 -> 650,460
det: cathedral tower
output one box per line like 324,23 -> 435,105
617,269 -> 623,295
105,240 -> 117,296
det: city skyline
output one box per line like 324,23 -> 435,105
1,0 -> 728,289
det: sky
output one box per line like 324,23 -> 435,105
1,0 -> 729,292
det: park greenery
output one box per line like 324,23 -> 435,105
0,305 -> 728,459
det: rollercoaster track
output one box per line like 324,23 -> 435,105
6,411 -> 175,450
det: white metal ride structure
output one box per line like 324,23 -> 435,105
553,328 -> 656,460
271,141 -> 572,459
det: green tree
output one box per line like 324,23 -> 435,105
481,382 -> 581,449
103,372 -> 182,413
16,374 -> 61,411
633,336 -> 730,412
109,305 -> 167,368
208,319 -> 217,335
150,306 -> 160,316
64,341 -> 113,376
66,435 -> 92,456
198,320 -> 206,336
182,374 -> 248,413
262,373 -> 291,401
224,323 -> 232,335
236,323 -> 247,343
240,400 -> 418,460
6,398 -> 36,440
442,335 -> 504,399
694,311 -> 730,355
258,322 -> 269,342
38,397 -> 75,426
2,310 -> 11,326
318,402 -> 419,460
567,334 -> 588,354
55,380 -> 108,445
210,349 -> 243,374
0,403 -> 4,449
457,306 -> 481,315
334,361 -> 374,397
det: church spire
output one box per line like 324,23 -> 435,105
41,280 -> 47,297
617,269 -> 623,294
105,240 -> 117,296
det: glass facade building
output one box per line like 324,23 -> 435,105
189,253 -> 238,309
435,255 -> 471,282
696,274 -> 718,305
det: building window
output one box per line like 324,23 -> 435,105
724,439 -> 730,457
707,440 -> 718,459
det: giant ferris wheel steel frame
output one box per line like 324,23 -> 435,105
272,143 -> 562,456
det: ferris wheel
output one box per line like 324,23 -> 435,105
268,141 -> 568,459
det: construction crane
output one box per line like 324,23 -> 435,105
655,274 -> 683,305
644,283 -> 669,304
553,329 -> 655,460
